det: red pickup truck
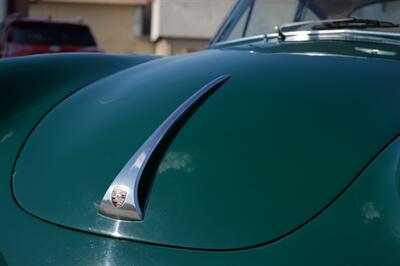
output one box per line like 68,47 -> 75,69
0,16 -> 100,58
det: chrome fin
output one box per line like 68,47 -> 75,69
98,75 -> 230,221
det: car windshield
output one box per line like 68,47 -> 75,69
212,0 -> 400,43
8,22 -> 96,46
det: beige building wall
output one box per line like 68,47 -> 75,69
151,0 -> 234,55
155,37 -> 208,55
151,0 -> 234,41
29,1 -> 154,54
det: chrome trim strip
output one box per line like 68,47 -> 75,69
354,46 -> 397,56
212,29 -> 400,47
98,75 -> 230,221
271,29 -> 400,45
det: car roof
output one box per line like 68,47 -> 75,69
4,15 -> 90,28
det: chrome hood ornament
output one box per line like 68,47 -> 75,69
98,75 -> 230,221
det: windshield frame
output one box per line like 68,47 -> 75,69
209,0 -> 400,46
209,0 -> 253,45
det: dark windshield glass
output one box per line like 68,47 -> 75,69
8,22 -> 96,46
212,0 -> 400,43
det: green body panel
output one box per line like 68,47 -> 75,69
1,39 -> 400,264
11,41 -> 400,249
2,132 -> 400,265
0,53 -> 158,175
0,53 -> 159,263
0,53 -> 158,121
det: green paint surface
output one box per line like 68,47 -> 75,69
12,42 -> 400,249
0,40 -> 399,264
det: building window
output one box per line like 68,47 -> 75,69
133,5 -> 151,37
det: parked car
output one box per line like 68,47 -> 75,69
1,0 -> 400,265
0,16 -> 100,58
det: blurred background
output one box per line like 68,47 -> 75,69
0,0 -> 234,57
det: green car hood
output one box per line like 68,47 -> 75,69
13,44 -> 400,250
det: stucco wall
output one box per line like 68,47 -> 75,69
29,2 -> 154,54
155,37 -> 208,55
151,0 -> 234,41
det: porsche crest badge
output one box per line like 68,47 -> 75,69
111,186 -> 128,208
